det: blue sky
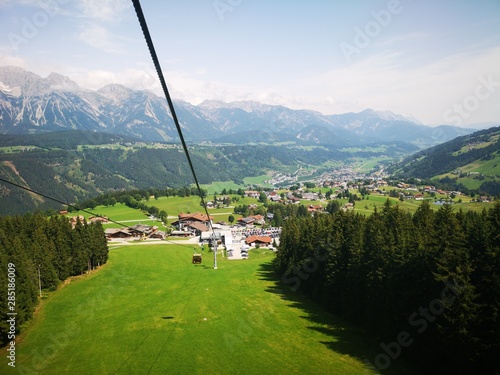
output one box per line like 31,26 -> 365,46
1,0 -> 499,126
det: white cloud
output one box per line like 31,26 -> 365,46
77,24 -> 125,53
67,67 -> 154,91
0,50 -> 26,67
76,0 -> 131,22
70,44 -> 496,127
261,46 -> 500,125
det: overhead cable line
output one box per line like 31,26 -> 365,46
0,176 -> 198,249
0,176 -> 128,228
131,0 -> 215,235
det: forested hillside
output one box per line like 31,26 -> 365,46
0,131 -> 138,149
274,200 -> 500,374
0,213 -> 108,345
390,126 -> 500,190
0,130 -> 411,215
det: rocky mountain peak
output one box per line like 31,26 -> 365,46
0,66 -> 475,148
97,84 -> 134,104
45,72 -> 81,92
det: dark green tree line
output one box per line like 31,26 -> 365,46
0,212 -> 108,346
274,200 -> 500,374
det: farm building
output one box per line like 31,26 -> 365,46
171,212 -> 213,230
245,235 -> 272,246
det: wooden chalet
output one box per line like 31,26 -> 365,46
171,212 -> 213,230
245,235 -> 272,246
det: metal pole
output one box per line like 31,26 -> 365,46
213,236 -> 218,270
38,265 -> 42,298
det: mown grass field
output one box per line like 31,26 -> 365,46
0,245 -> 417,375
79,203 -> 151,222
200,181 -> 245,195
199,176 -> 273,194
243,174 -> 273,187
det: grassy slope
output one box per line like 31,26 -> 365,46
200,181 -> 245,195
0,245 -> 418,375
243,174 -> 273,187
78,203 -> 150,222
460,154 -> 500,175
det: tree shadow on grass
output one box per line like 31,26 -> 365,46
256,261 -> 420,375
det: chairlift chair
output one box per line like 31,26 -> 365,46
192,254 -> 202,264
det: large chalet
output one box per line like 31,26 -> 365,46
171,212 -> 213,233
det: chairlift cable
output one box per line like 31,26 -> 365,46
0,176 -> 128,228
0,176 -> 199,250
131,0 -> 216,238
146,269 -> 204,374
113,262 -> 203,374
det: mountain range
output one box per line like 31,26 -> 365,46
0,66 -> 477,148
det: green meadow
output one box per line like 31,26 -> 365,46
200,181 -> 245,194
79,203 -> 151,222
150,195 -> 206,216
353,194 -> 493,215
243,175 -> 273,187
0,245 -> 418,374
199,176 -> 272,194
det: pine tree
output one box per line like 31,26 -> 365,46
431,204 -> 479,373
31,226 -> 59,290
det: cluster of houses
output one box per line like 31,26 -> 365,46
63,174 -> 494,247
237,214 -> 265,226
104,224 -> 165,240
206,196 -> 231,208
60,212 -> 111,227
244,190 -> 317,204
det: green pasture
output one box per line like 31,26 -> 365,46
198,175 -> 274,194
351,157 -> 392,174
76,203 -> 151,222
71,195 -> 264,229
232,196 -> 261,206
200,181 -> 245,194
148,195 -> 204,216
0,146 -> 43,154
460,154 -> 500,175
145,195 -> 260,219
432,173 -> 484,190
351,193 -> 493,215
453,133 -> 500,156
207,212 -> 242,224
243,174 -> 273,187
0,244 -> 418,375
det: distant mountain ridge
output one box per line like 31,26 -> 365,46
0,66 -> 475,147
